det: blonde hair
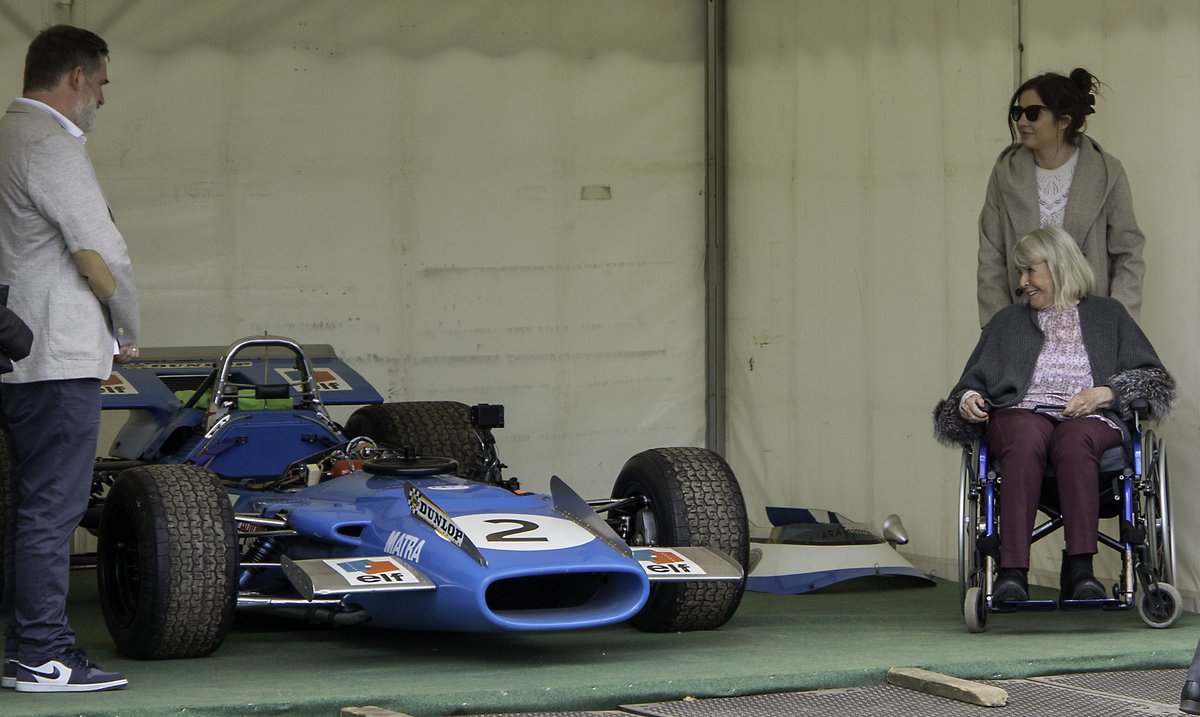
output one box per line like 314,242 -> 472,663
1012,226 -> 1095,308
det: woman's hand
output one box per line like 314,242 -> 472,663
959,393 -> 989,423
1064,386 -> 1114,418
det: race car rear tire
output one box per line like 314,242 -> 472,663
345,401 -> 493,480
611,447 -> 748,632
97,464 -> 238,659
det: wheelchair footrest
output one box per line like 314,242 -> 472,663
1059,597 -> 1128,612
988,598 -> 1057,613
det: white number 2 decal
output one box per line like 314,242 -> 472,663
455,513 -> 596,551
485,519 -> 549,543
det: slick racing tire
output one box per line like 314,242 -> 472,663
346,401 -> 493,480
611,447 -> 748,632
98,464 -> 238,659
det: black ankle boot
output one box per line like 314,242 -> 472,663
993,568 -> 1028,603
1066,554 -> 1106,600
1181,679 -> 1200,714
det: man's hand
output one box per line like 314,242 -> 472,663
115,342 -> 139,363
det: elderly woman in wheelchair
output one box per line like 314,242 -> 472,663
934,226 -> 1178,631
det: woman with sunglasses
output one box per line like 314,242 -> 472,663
977,68 -> 1145,328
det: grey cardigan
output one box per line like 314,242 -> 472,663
933,296 -> 1173,446
977,135 -> 1146,327
0,100 -> 139,383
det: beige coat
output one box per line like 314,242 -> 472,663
977,135 -> 1145,327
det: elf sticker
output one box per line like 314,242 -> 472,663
100,372 -> 138,395
275,367 -> 351,392
327,557 -> 421,586
633,548 -> 708,576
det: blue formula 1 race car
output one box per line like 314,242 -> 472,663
2,336 -> 748,659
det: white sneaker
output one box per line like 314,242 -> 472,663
14,648 -> 127,693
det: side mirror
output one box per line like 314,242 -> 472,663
882,514 -> 909,547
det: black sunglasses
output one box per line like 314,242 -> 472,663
1009,104 -> 1050,122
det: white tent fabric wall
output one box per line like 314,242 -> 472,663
0,0 -> 709,499
727,0 -> 1014,582
727,0 -> 1200,609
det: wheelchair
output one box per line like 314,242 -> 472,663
958,400 -> 1180,632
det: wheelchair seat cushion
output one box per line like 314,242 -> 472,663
1047,445 -> 1127,476
988,444 -> 1126,477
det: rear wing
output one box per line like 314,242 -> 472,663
100,343 -> 384,410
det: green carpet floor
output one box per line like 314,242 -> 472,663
3,573 -> 1196,717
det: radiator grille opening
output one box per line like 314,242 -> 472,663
486,573 -> 607,611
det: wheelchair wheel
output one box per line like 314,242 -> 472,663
964,586 -> 987,633
1137,582 -> 1182,629
958,442 -> 982,609
1142,433 -> 1176,584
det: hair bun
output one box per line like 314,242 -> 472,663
1069,68 -> 1099,114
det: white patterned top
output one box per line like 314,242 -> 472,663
1036,149 -> 1079,228
1017,305 -> 1118,429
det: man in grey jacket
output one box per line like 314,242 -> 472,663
0,25 -> 139,693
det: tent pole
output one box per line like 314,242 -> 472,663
704,0 -> 727,455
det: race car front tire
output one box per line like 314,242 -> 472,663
97,464 -> 238,659
612,447 -> 748,632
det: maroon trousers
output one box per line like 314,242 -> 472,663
986,408 -> 1122,569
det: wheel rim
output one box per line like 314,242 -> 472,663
100,503 -> 142,627
1142,431 -> 1160,578
1144,493 -> 1160,575
958,450 -> 968,605
610,487 -> 657,547
1143,437 -> 1174,584
958,445 -> 980,607
1156,441 -> 1175,584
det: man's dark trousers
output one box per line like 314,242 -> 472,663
1,378 -> 100,664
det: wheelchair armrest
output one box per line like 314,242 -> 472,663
1130,398 -> 1150,420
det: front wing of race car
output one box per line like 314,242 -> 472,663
233,470 -> 743,632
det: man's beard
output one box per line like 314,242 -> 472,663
73,88 -> 98,133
